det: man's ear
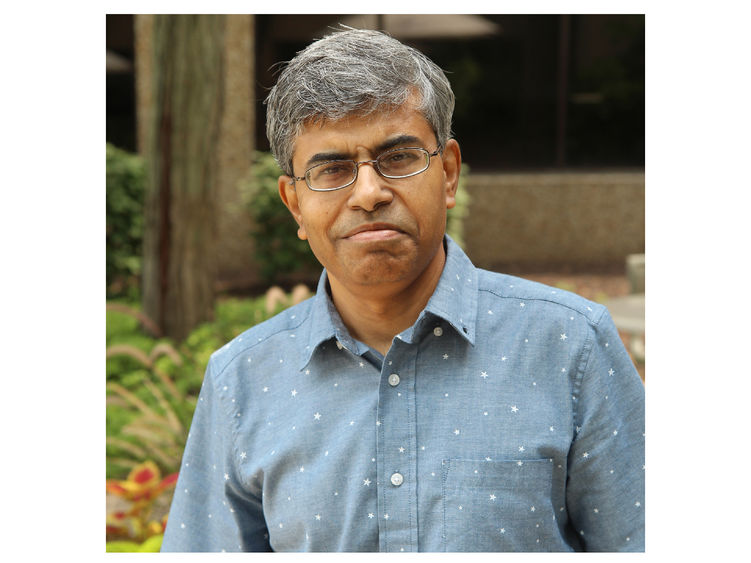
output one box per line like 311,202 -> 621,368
441,139 -> 461,210
278,175 -> 308,241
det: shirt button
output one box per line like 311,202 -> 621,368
388,373 -> 400,387
433,327 -> 443,336
390,472 -> 404,487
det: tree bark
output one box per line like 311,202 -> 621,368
139,15 -> 225,341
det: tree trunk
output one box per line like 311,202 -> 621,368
139,15 -> 225,341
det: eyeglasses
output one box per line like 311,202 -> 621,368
291,146 -> 442,192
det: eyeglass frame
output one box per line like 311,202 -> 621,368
290,144 -> 443,192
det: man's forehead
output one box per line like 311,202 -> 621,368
292,104 -> 434,162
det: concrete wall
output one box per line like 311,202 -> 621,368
463,171 -> 645,272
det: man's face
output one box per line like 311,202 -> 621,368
278,99 -> 461,294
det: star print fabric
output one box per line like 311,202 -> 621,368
161,236 -> 645,552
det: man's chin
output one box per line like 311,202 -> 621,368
338,250 -> 417,287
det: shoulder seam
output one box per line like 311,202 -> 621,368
210,301 -> 314,378
478,286 -> 606,326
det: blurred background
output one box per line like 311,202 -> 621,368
105,14 -> 644,551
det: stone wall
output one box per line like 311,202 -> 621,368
463,171 -> 645,272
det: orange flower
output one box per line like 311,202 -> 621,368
106,461 -> 178,543
106,461 -> 178,503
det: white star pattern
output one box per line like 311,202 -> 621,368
363,479 -> 371,486
511,405 -> 519,413
480,371 -> 488,379
315,514 -> 321,520
560,334 -> 568,340
489,494 -> 496,500
291,389 -> 297,397
443,354 -> 449,360
240,452 -> 247,459
608,368 -> 615,376
454,429 -> 460,435
314,412 -> 321,420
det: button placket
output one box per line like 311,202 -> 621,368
377,341 -> 419,552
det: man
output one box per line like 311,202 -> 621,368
162,29 -> 644,552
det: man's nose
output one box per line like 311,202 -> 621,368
346,161 -> 394,212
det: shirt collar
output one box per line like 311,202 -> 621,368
300,234 -> 477,369
422,234 -> 478,345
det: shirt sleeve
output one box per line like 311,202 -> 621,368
161,358 -> 271,552
565,308 -> 645,551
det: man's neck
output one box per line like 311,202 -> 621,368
327,245 -> 447,357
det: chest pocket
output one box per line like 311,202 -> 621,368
441,459 -> 563,552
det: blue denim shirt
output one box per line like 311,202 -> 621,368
161,236 -> 645,552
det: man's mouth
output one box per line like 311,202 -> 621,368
343,223 -> 406,242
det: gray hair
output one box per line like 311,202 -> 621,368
265,28 -> 455,175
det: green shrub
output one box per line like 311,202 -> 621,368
240,152 -> 320,284
240,151 -> 472,282
106,144 -> 146,299
106,292 -> 295,480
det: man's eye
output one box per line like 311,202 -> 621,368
320,163 -> 349,175
384,152 -> 409,163
382,150 -> 419,165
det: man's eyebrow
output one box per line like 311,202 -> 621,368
375,135 -> 424,153
305,151 -> 350,169
304,135 -> 426,169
